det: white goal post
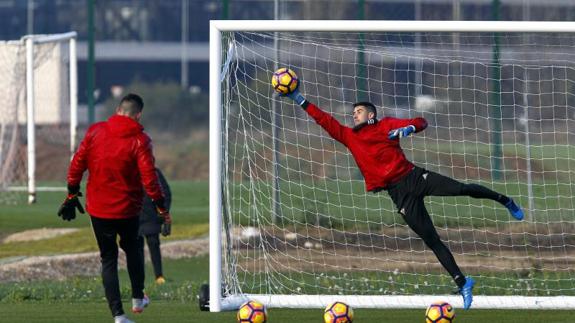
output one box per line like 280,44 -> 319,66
210,20 -> 575,311
0,32 -> 77,204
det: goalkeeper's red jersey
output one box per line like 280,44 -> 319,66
304,103 -> 428,192
67,115 -> 164,219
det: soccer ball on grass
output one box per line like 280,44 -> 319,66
324,301 -> 354,323
425,301 -> 455,323
237,300 -> 267,323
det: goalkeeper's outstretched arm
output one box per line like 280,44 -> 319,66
281,89 -> 349,144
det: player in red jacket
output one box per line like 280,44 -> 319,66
58,93 -> 170,323
281,87 -> 524,310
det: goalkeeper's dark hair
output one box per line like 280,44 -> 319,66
353,101 -> 377,118
118,93 -> 144,116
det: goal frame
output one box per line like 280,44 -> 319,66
209,20 -> 575,312
4,31 -> 78,203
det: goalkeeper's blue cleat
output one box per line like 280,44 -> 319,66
505,199 -> 524,220
460,277 -> 475,310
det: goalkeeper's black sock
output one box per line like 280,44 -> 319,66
454,274 -> 467,289
498,195 -> 511,205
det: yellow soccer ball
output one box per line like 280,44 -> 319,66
237,300 -> 267,323
271,67 -> 299,95
324,301 -> 354,323
425,301 -> 455,323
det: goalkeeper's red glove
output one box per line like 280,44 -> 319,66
57,185 -> 85,221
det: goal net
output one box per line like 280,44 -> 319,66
0,32 -> 77,204
211,21 -> 575,310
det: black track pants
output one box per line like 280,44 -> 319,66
91,216 -> 145,317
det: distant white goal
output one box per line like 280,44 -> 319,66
0,32 -> 77,204
210,20 -> 575,311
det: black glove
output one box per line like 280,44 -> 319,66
153,198 -> 172,237
161,222 -> 171,237
58,191 -> 85,221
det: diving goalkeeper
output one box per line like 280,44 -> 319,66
280,87 -> 524,310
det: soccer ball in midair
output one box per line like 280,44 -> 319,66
324,301 -> 354,323
237,300 -> 267,323
271,67 -> 299,95
425,301 -> 455,323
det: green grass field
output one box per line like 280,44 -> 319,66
0,181 -> 209,257
0,256 -> 574,322
0,302 -> 574,323
1,180 -> 575,322
0,181 -> 209,232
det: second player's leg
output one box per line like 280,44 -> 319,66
145,234 -> 163,279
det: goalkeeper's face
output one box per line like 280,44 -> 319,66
353,106 -> 375,126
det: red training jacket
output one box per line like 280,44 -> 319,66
305,103 -> 428,191
67,115 -> 164,219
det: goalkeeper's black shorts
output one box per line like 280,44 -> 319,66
385,166 -> 465,219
